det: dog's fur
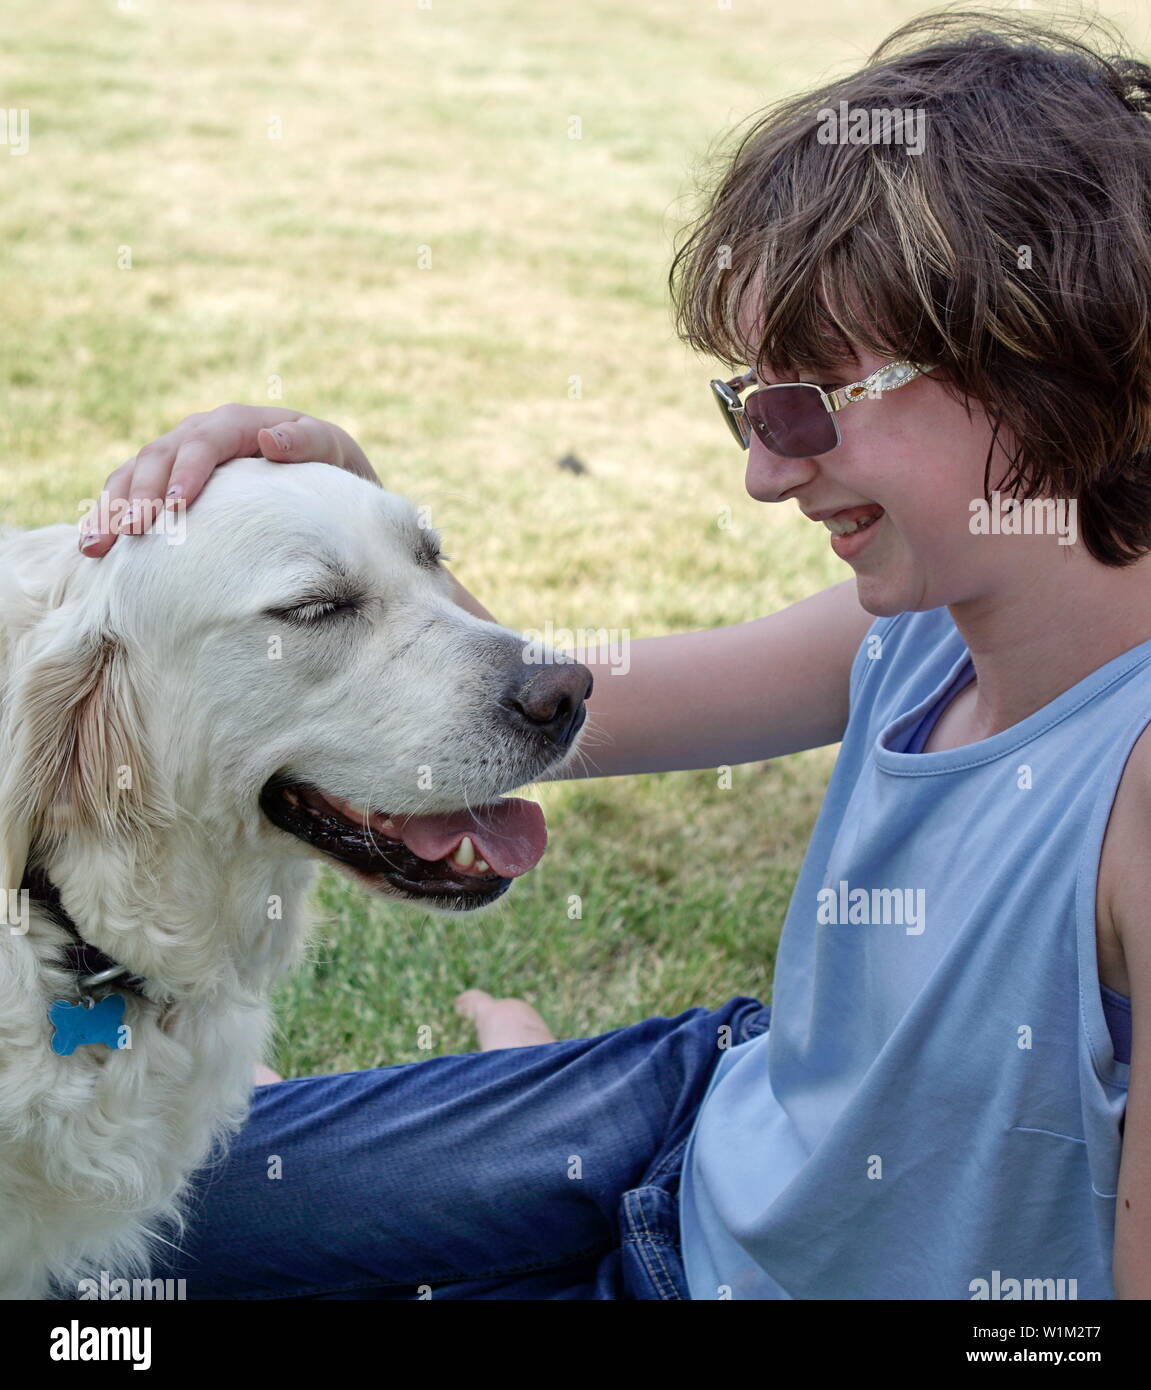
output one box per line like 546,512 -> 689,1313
0,458 -> 575,1299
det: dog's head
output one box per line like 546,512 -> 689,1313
0,460 -> 590,978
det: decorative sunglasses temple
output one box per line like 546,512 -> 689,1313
823,360 -> 934,411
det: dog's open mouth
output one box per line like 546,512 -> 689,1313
259,778 -> 547,909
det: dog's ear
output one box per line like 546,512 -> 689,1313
0,619 -> 172,893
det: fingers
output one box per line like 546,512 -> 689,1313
80,448 -> 176,554
80,406 -> 290,556
166,433 -> 245,510
132,408 -> 249,520
78,462 -> 134,557
256,418 -> 343,465
257,417 -> 380,483
80,415 -> 220,554
79,404 -> 380,559
121,428 -> 209,534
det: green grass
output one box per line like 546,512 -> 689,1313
3,0 -> 1144,1073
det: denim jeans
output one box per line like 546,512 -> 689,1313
147,996 -> 771,1299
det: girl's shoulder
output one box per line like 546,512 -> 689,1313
1097,715 -> 1151,997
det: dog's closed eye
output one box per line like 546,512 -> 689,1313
415,530 -> 450,570
265,594 -> 365,625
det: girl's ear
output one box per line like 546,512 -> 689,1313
0,621 -> 172,894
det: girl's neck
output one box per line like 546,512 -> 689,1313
947,551 -> 1151,742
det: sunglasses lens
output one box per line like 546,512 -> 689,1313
745,384 -> 838,458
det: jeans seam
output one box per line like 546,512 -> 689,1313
635,1238 -> 681,1300
622,1190 -> 684,1300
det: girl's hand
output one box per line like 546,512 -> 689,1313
79,404 -> 380,556
78,401 -> 497,624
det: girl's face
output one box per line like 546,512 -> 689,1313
738,335 -> 1035,618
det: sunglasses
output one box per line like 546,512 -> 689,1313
710,359 -> 934,458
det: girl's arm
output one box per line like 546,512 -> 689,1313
545,579 -> 875,775
1108,738 -> 1151,1298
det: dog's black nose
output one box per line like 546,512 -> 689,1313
502,661 -> 593,750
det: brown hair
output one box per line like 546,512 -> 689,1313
668,4 -> 1151,565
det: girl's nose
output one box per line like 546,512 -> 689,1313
744,440 -> 818,503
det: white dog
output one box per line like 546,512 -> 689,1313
0,458 -> 591,1300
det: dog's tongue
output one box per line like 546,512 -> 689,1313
394,798 -> 547,878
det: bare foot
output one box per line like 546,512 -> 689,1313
455,989 -> 557,1050
253,1063 -> 283,1085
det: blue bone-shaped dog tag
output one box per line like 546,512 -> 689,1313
48,995 -> 127,1055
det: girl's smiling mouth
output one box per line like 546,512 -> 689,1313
802,503 -> 886,558
819,504 -> 885,535
829,509 -> 883,560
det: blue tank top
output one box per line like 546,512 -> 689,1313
678,605 -> 1141,1299
906,668 -> 1131,1063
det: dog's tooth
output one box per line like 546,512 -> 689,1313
474,857 -> 490,873
335,793 -> 374,825
283,789 -> 301,807
452,836 -> 476,868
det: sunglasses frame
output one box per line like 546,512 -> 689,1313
710,359 -> 935,456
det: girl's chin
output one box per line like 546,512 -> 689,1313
854,586 -> 904,619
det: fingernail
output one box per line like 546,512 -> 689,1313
78,530 -> 97,553
268,428 -> 291,451
165,484 -> 184,510
118,502 -> 140,533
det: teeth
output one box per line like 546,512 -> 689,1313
823,512 -> 880,535
309,789 -> 399,836
323,790 -> 370,822
452,836 -> 476,868
474,857 -> 490,873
